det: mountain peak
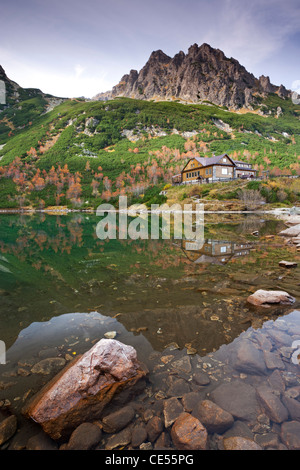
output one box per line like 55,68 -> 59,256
148,49 -> 171,63
94,44 -> 291,109
199,42 -> 213,52
188,43 -> 199,54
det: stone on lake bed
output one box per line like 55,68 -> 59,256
131,423 -> 147,448
247,289 -> 296,307
31,358 -> 66,375
210,381 -> 260,422
163,397 -> 184,428
0,415 -> 17,445
105,426 -> 133,450
281,421 -> 300,450
223,436 -> 262,450
256,386 -> 288,424
104,331 -> 117,339
146,416 -> 164,443
170,356 -> 192,375
23,339 -> 148,440
26,431 -> 58,450
233,339 -> 267,375
167,377 -> 191,398
263,351 -> 285,370
194,400 -> 234,434
65,423 -> 102,450
171,413 -> 208,450
101,406 -> 135,433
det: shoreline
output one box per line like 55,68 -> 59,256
0,207 -> 297,215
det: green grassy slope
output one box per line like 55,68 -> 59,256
0,95 -> 300,209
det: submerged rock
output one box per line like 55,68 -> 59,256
194,400 -> 234,434
171,413 -> 208,450
281,421 -> 300,450
232,339 -> 267,375
65,423 -> 102,450
256,386 -> 288,424
146,416 -> 163,443
105,426 -> 133,450
210,381 -> 261,422
192,370 -> 210,386
23,339 -> 148,440
131,423 -> 147,448
223,436 -> 262,450
101,406 -> 135,433
163,397 -> 184,428
31,358 -> 66,375
0,415 -> 17,445
104,331 -> 117,339
26,432 -> 58,450
247,290 -> 295,308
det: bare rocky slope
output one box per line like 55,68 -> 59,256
94,43 -> 290,110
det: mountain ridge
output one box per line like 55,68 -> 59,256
93,43 -> 290,110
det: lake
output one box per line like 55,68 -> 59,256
0,212 -> 300,450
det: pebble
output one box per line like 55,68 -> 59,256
163,397 -> 184,428
104,331 -> 117,339
223,436 -> 262,450
31,357 -> 66,375
101,406 -> 135,434
26,432 -> 58,450
140,442 -> 153,450
131,423 -> 147,448
146,416 -> 163,443
171,413 -> 208,451
65,423 -> 102,450
0,415 -> 17,445
105,426 -> 132,450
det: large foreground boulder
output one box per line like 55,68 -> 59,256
247,290 -> 295,308
23,339 -> 148,440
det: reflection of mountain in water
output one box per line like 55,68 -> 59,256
181,239 -> 255,265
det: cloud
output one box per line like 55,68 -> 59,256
292,80 -> 300,93
1,0 -> 300,96
200,0 -> 300,68
0,52 -> 112,98
74,64 -> 85,79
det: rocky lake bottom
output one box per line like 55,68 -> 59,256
0,211 -> 300,450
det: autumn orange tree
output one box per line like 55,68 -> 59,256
66,172 -> 82,206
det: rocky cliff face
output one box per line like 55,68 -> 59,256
0,64 -> 45,108
94,43 -> 290,109
0,65 -> 21,104
0,65 -> 65,113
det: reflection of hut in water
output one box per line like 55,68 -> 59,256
181,239 -> 254,265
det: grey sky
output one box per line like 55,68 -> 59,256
1,0 -> 300,98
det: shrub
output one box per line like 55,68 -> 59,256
237,189 -> 265,210
277,190 -> 288,202
180,192 -> 187,201
247,181 -> 261,191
